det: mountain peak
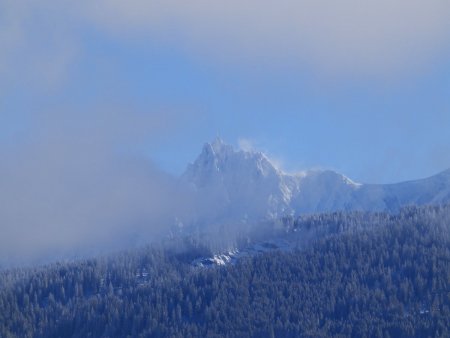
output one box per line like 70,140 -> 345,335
210,137 -> 228,153
182,139 -> 291,222
181,139 -> 450,226
199,138 -> 234,160
186,139 -> 278,180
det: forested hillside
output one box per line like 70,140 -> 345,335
1,205 -> 449,337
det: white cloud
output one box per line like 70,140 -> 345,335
0,1 -> 79,91
238,138 -> 255,152
78,0 -> 450,77
0,107 -> 194,265
238,138 -> 286,171
2,0 -> 450,89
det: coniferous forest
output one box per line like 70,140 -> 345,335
1,205 -> 449,338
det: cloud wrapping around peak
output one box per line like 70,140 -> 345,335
1,1 -> 450,265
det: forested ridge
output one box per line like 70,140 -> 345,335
1,205 -> 449,337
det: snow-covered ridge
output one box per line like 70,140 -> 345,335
181,138 -> 450,226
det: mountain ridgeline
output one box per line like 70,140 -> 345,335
1,140 -> 450,337
181,138 -> 450,226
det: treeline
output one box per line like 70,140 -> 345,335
1,205 -> 449,337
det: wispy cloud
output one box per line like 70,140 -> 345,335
0,108 -> 193,265
2,0 -> 450,90
0,1 -> 79,91
238,138 -> 256,152
79,0 -> 450,78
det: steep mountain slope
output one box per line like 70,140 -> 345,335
182,138 -> 294,223
182,139 -> 450,224
2,205 -> 449,338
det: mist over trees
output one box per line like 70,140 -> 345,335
1,204 -> 449,337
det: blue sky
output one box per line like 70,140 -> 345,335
1,1 -> 450,184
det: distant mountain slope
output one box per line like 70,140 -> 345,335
182,138 -> 450,224
2,204 -> 449,337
